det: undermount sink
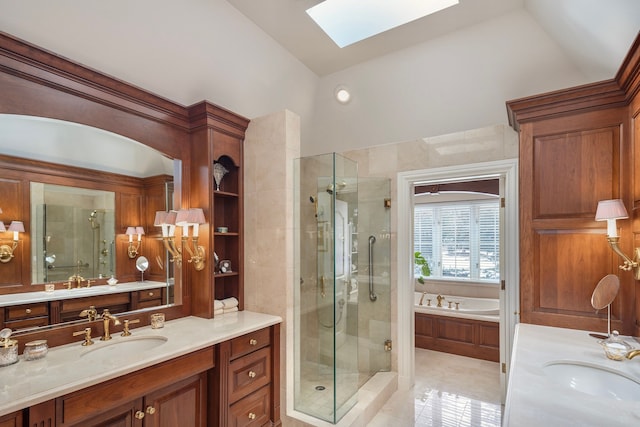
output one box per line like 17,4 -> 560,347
80,336 -> 168,359
543,360 -> 640,401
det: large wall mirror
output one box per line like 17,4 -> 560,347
0,114 -> 182,332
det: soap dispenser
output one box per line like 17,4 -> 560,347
0,328 -> 18,367
599,330 -> 632,361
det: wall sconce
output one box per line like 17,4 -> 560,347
0,221 -> 25,263
175,208 -> 207,271
595,199 -> 640,279
125,226 -> 144,258
154,211 -> 182,267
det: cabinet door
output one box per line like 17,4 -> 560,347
68,399 -> 143,427
143,374 -> 206,427
0,410 -> 23,427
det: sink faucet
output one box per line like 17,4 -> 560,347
626,349 -> 640,359
419,292 -> 428,306
100,309 -> 121,341
79,305 -> 97,321
68,273 -> 85,289
436,294 -> 445,307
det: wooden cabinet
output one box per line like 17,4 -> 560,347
132,287 -> 166,310
2,302 -> 48,330
55,348 -> 212,426
58,293 -> 131,323
507,33 -> 640,335
211,325 -> 281,427
0,410 -> 22,427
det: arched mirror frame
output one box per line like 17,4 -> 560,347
0,32 -> 249,348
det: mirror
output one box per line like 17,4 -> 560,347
0,114 -> 181,329
590,274 -> 620,338
31,184 -> 116,283
136,256 -> 149,282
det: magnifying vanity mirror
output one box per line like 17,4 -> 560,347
136,256 -> 149,282
590,274 -> 620,338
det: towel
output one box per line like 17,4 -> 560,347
214,299 -> 224,310
214,308 -> 224,316
223,306 -> 238,314
221,297 -> 239,309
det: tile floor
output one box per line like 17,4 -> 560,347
368,349 -> 503,426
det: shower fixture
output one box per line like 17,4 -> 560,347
326,181 -> 347,195
88,210 -> 100,229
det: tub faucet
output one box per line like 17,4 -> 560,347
626,349 -> 640,359
100,309 -> 120,341
436,295 -> 445,307
419,292 -> 428,306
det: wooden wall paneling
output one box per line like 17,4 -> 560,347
0,177 -> 28,292
117,192 -> 144,283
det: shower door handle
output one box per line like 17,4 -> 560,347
319,275 -> 326,298
368,236 -> 377,301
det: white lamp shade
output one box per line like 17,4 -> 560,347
0,222 -> 5,232
125,226 -> 136,236
135,226 -> 145,235
595,199 -> 628,221
8,221 -> 24,233
154,211 -> 168,226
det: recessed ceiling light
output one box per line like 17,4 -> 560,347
307,0 -> 459,48
335,86 -> 351,104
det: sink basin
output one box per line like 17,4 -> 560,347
81,336 -> 168,360
543,360 -> 640,401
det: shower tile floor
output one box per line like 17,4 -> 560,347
368,348 -> 502,426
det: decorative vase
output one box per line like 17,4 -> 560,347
213,162 -> 229,191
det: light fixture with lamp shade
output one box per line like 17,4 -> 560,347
595,199 -> 640,279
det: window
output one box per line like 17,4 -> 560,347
414,200 -> 499,283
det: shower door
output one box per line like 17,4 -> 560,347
294,153 -> 359,423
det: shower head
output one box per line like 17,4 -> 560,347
326,181 -> 347,195
88,210 -> 100,229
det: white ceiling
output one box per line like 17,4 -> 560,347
227,0 -> 639,79
228,0 -> 524,76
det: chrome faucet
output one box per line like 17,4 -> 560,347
79,305 -> 97,321
100,309 -> 120,341
626,349 -> 640,359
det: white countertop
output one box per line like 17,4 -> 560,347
0,311 -> 281,416
0,281 -> 168,307
504,323 -> 640,426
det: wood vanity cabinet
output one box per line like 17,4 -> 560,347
210,326 -> 281,427
132,287 -> 166,310
0,410 -> 22,427
24,348 -> 213,427
1,302 -> 49,330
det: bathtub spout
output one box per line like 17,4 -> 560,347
419,292 -> 427,306
436,294 -> 445,307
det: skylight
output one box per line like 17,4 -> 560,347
306,0 -> 460,48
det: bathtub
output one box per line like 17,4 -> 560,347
414,292 -> 499,321
414,292 -> 500,361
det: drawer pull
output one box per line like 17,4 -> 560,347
249,338 -> 258,346
248,412 -> 256,420
148,292 -> 154,297
146,406 -> 156,415
248,370 -> 257,378
135,411 -> 145,420
25,308 -> 32,314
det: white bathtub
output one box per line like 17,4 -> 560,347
414,292 -> 499,322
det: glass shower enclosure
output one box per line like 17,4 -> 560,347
294,153 -> 391,424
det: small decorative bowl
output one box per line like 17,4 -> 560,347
107,277 -> 118,286
216,226 -> 228,233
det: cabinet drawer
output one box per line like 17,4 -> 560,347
137,288 -> 163,302
5,316 -> 48,330
230,327 -> 270,360
6,303 -> 48,320
61,293 -> 130,312
228,347 -> 271,404
228,385 -> 270,427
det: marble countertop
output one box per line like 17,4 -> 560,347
0,281 -> 168,307
0,311 -> 282,416
504,323 -> 640,426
